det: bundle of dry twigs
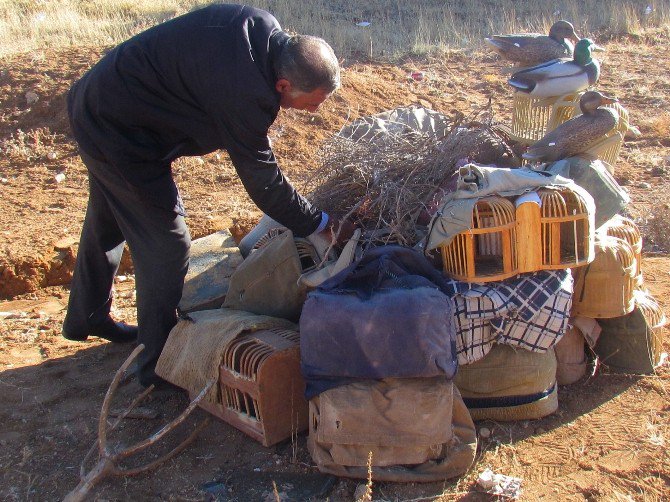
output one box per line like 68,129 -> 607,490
304,106 -> 520,246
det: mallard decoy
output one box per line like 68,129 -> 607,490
523,91 -> 619,162
507,38 -> 604,97
486,20 -> 580,66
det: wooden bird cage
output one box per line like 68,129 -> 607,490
440,196 -> 518,282
510,92 -> 579,145
198,327 -> 308,447
515,197 -> 543,274
254,231 -> 321,274
546,95 -> 632,167
604,215 -> 642,278
571,235 -> 637,318
538,188 -> 591,270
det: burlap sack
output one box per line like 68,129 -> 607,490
307,377 -> 476,482
155,309 -> 295,404
224,230 -> 305,322
455,344 -> 558,421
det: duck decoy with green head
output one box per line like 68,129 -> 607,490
508,38 -> 604,97
486,20 -> 580,66
523,90 -> 619,162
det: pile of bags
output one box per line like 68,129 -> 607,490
156,106 -> 665,484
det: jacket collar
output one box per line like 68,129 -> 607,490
268,30 -> 290,86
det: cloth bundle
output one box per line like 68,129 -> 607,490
300,246 -> 476,482
300,246 -> 458,398
445,270 -> 573,365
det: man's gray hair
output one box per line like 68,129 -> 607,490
277,35 -> 340,93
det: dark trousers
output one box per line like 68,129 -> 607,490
63,152 -> 191,385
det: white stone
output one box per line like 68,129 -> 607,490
25,91 -> 39,105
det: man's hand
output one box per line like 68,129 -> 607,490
319,217 -> 357,248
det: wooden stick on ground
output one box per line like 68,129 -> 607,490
63,345 -> 214,502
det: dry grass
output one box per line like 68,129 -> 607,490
304,108 -> 519,246
1,0 -> 670,58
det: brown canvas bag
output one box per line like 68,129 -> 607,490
455,344 -> 558,421
223,230 -> 306,322
307,377 -> 477,482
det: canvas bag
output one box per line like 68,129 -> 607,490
546,157 -> 629,229
307,377 -> 477,482
594,290 -> 666,374
454,344 -> 558,421
224,230 -> 306,322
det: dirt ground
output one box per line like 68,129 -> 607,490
1,29 -> 669,501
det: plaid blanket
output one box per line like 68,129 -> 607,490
447,270 -> 573,365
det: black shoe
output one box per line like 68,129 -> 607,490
89,316 -> 138,344
138,371 -> 183,391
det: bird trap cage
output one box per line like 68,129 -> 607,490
634,289 -> 667,329
205,327 -> 309,447
604,215 -> 642,278
538,188 -> 591,270
546,94 -> 633,167
253,231 -> 321,274
571,234 -> 637,318
509,92 -> 579,145
440,196 -> 518,282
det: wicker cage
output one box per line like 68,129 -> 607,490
635,289 -> 667,328
510,92 -> 579,145
571,235 -> 637,318
538,188 -> 591,270
546,94 -> 632,167
209,327 -> 308,447
586,132 -> 625,168
440,196 -> 518,282
604,215 -> 642,278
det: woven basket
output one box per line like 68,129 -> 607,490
538,188 -> 591,270
571,234 -> 637,318
604,215 -> 642,278
510,92 -> 578,145
441,197 -> 518,282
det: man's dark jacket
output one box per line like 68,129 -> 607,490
68,4 -> 322,236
